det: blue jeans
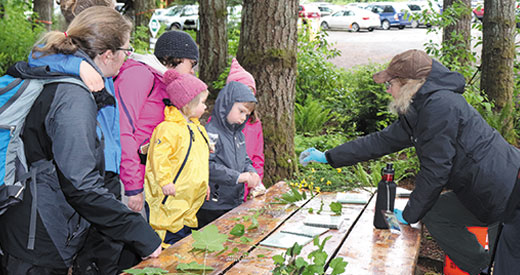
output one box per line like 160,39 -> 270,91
164,226 -> 194,245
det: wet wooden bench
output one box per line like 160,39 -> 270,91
127,182 -> 421,274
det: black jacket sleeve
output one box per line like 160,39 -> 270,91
325,119 -> 412,168
46,84 -> 161,257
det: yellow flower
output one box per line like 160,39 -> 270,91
301,178 -> 306,184
304,183 -> 308,188
299,184 -> 303,189
326,180 -> 332,186
336,168 -> 342,173
310,182 -> 314,186
311,168 -> 316,173
289,182 -> 295,186
320,178 -> 324,182
315,187 -> 321,193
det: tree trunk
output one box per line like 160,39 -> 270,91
33,0 -> 53,31
237,0 -> 298,187
134,0 -> 154,29
442,0 -> 472,67
199,0 -> 228,92
481,0 -> 516,142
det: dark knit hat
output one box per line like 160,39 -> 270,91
154,30 -> 199,62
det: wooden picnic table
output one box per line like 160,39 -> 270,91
128,182 -> 422,274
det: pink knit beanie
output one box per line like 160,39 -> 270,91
163,69 -> 208,109
226,58 -> 256,94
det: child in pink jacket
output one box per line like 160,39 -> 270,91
226,58 -> 265,200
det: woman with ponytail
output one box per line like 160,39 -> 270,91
0,6 -> 161,274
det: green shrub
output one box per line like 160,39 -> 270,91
295,97 -> 333,135
0,0 -> 45,75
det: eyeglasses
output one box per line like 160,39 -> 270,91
189,59 -> 198,69
384,78 -> 397,89
117,45 -> 134,56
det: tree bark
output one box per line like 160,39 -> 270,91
199,0 -> 228,92
134,0 -> 154,30
237,0 -> 299,187
442,0 -> 472,67
33,0 -> 53,31
480,0 -> 516,142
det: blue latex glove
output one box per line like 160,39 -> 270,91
394,209 -> 408,225
299,148 -> 328,166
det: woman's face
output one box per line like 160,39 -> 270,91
95,38 -> 130,77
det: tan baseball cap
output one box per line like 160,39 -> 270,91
373,49 -> 433,84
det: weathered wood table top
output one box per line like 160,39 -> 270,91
127,182 -> 421,274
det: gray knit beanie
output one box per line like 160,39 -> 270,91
154,30 -> 199,61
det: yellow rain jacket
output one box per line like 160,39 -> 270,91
144,106 -> 209,242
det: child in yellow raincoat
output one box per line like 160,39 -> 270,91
144,69 -> 210,246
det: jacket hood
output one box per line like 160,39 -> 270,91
210,81 -> 257,133
129,53 -> 167,75
415,60 -> 466,100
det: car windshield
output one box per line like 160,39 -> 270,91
165,6 -> 182,16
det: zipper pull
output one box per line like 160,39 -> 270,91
10,126 -> 16,137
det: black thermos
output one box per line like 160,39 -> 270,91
373,163 -> 396,229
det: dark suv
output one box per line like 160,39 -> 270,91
367,3 -> 412,30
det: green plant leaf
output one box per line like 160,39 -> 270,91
123,267 -> 168,274
248,215 -> 259,230
294,257 -> 308,268
230,224 -> 245,237
330,202 -> 342,215
330,257 -> 348,275
240,236 -> 252,243
273,254 -> 285,264
176,261 -> 214,271
191,224 -> 228,252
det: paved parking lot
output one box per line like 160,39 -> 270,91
325,27 -> 467,70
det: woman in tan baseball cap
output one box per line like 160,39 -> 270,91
300,49 -> 520,275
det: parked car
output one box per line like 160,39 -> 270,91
152,4 -> 198,30
472,1 -> 484,21
367,2 -> 412,30
407,1 -> 439,28
320,8 -> 380,32
299,3 -> 321,25
313,2 -> 342,16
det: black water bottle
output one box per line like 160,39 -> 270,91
373,163 -> 397,229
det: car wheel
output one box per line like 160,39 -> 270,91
169,23 -> 182,30
368,27 -> 374,32
321,21 -> 329,30
351,23 -> 360,32
398,25 -> 405,29
381,20 -> 390,30
411,20 -> 419,28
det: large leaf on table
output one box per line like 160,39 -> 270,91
192,224 -> 228,252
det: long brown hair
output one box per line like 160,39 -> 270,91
32,6 -> 132,60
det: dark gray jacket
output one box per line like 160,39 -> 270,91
326,60 -> 520,224
0,55 -> 161,268
202,81 -> 257,210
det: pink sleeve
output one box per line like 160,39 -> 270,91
115,66 -> 155,195
243,119 -> 264,180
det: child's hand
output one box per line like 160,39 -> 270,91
206,184 -> 210,201
248,172 -> 261,189
237,172 -> 251,183
79,61 -> 104,92
162,183 -> 176,196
